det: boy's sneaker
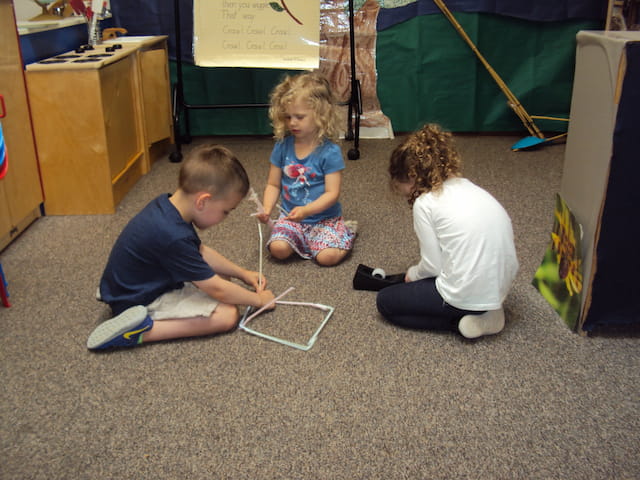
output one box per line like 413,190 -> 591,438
458,308 -> 505,339
87,305 -> 153,350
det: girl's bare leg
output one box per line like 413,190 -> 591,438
268,240 -> 294,260
315,248 -> 348,266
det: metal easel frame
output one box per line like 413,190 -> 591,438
169,0 -> 362,162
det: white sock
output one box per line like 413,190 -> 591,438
458,308 -> 505,339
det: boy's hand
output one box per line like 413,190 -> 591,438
258,290 -> 276,311
242,269 -> 267,291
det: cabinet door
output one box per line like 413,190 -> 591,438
101,56 -> 142,179
140,46 -> 172,144
0,182 -> 11,237
0,0 -> 43,233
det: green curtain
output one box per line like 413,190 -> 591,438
376,14 -> 601,133
169,65 -> 296,136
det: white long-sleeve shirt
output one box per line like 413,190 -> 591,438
406,177 -> 519,311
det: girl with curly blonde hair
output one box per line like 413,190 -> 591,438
377,124 -> 519,338
257,71 -> 356,266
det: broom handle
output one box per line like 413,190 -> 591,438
531,115 -> 569,122
433,0 -> 544,139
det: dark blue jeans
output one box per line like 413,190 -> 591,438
376,277 -> 481,331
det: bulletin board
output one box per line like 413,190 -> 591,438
193,0 -> 320,69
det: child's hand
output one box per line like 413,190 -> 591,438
258,289 -> 276,311
242,269 -> 267,291
285,206 -> 308,223
256,212 -> 271,224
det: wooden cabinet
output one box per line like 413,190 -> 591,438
25,36 -> 172,215
0,0 -> 44,250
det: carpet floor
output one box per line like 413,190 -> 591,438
1,134 -> 638,479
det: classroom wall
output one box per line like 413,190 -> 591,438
18,0 -> 605,135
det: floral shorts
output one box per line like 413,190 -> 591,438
267,215 -> 355,260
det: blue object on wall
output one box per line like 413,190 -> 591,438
19,23 -> 87,65
0,263 -> 10,308
19,18 -> 114,65
0,121 -> 7,179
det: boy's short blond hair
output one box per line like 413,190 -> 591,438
179,144 -> 250,198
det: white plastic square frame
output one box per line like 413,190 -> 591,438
238,287 -> 335,351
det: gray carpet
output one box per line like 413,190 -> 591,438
1,134 -> 639,479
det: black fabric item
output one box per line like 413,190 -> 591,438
352,264 -> 405,292
377,0 -> 607,31
110,0 -> 193,61
583,42 -> 640,331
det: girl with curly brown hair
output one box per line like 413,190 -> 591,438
377,124 -> 519,338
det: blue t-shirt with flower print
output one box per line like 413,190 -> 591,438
269,136 -> 344,224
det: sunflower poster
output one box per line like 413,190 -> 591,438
532,194 -> 584,330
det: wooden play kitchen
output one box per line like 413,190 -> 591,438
25,35 -> 172,215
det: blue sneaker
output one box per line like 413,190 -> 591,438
87,306 -> 153,350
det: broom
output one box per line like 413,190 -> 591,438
433,0 -> 568,150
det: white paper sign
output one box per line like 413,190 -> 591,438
193,0 -> 320,69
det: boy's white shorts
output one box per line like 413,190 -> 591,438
147,282 -> 219,320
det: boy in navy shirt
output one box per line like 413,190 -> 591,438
88,144 -> 275,350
